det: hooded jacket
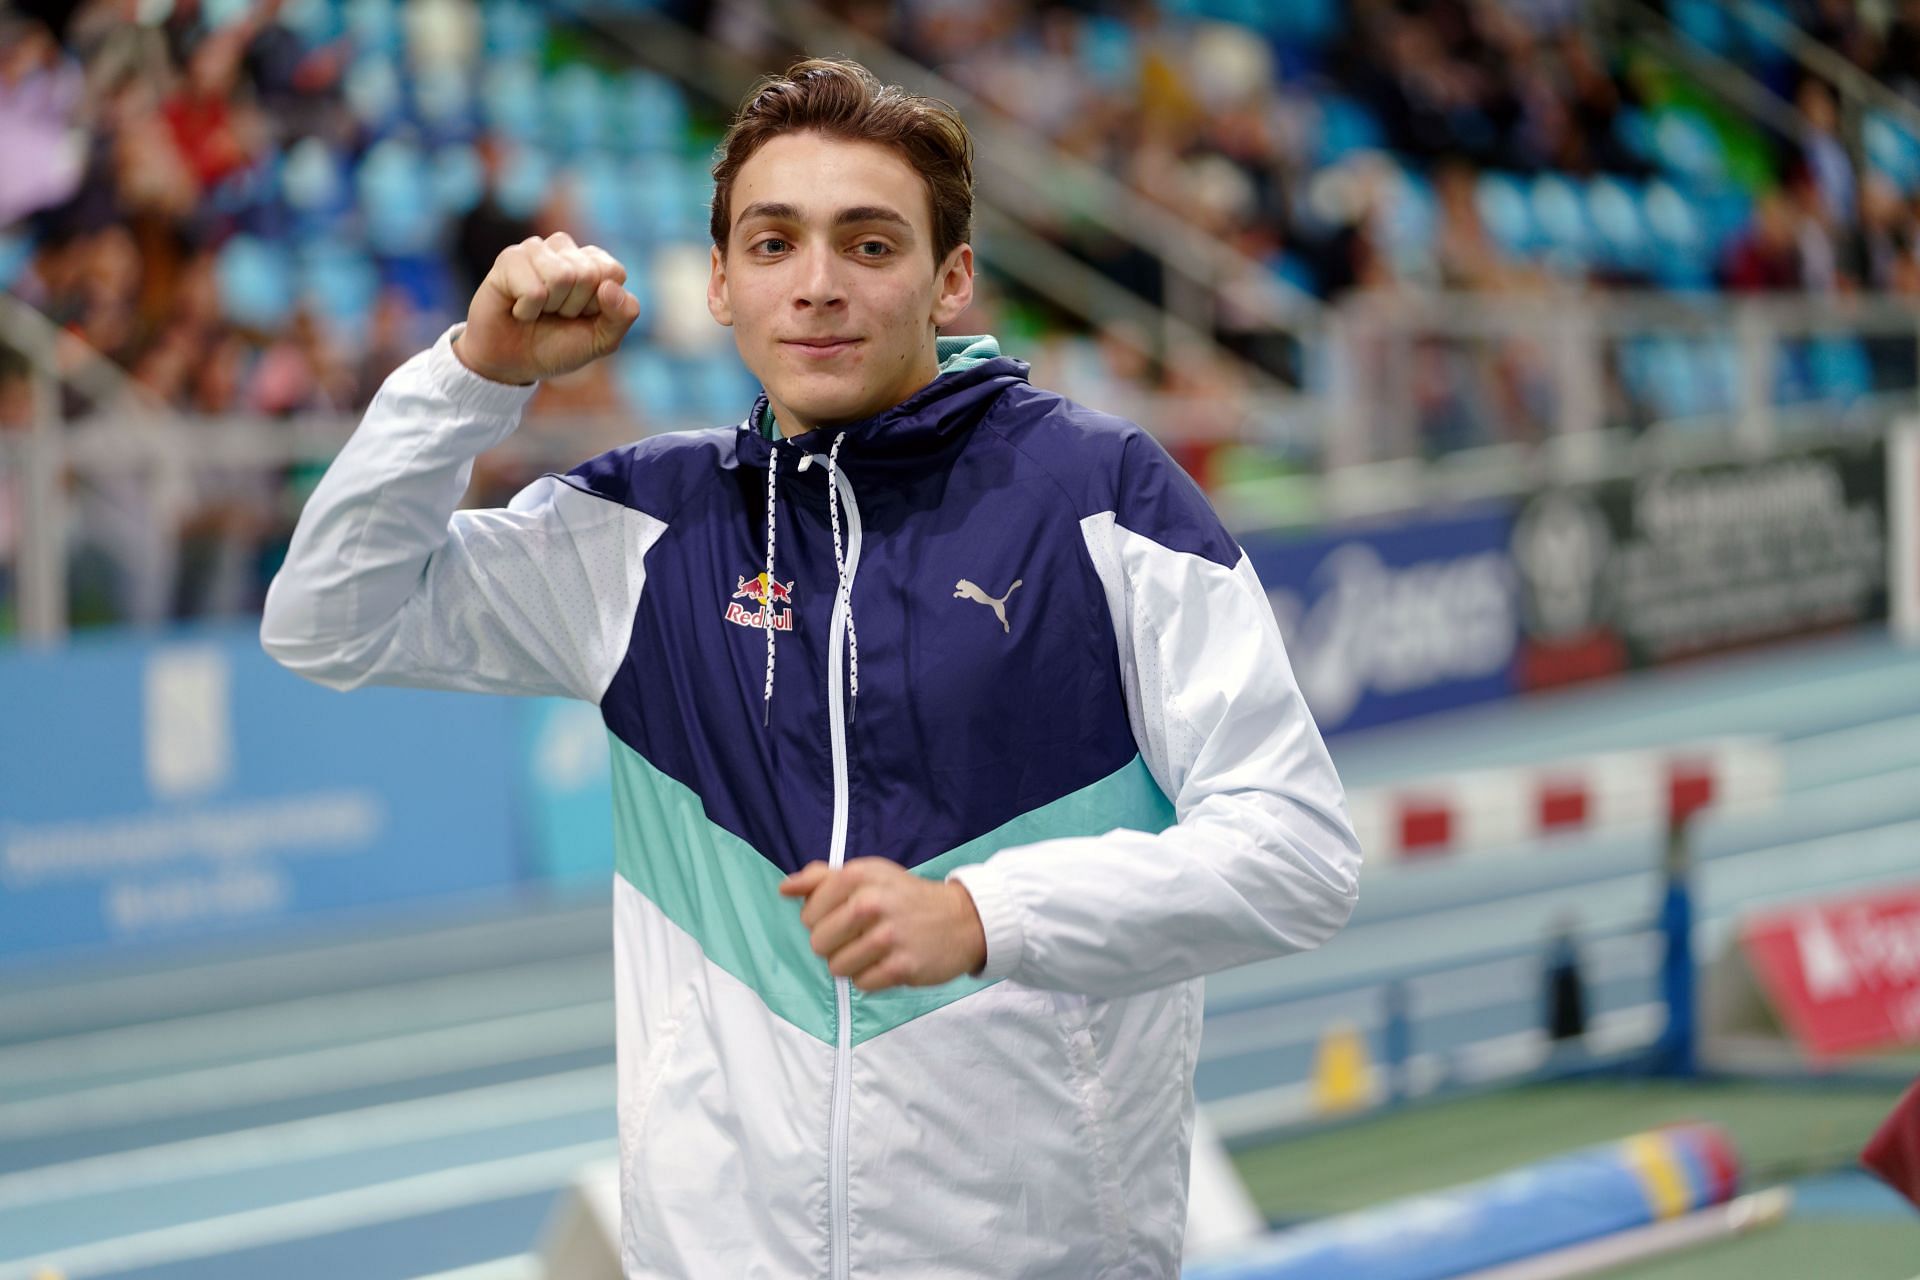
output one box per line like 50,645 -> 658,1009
261,325 -> 1361,1278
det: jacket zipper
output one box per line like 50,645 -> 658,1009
826,465 -> 863,1280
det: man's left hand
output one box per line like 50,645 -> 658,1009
780,858 -> 988,992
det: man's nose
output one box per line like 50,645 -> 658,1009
793,246 -> 847,310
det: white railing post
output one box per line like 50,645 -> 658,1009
1734,303 -> 1776,454
1324,302 -> 1369,470
18,325 -> 66,644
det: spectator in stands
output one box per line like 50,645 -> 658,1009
1722,190 -> 1805,290
0,14 -> 87,227
1795,78 -> 1857,226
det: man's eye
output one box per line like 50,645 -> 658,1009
754,238 -> 790,255
854,241 -> 892,257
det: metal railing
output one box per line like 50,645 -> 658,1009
6,289 -> 1918,644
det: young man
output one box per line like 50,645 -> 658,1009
263,58 -> 1360,1278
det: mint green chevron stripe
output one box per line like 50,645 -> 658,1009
851,753 -> 1173,1044
608,735 -> 1174,1046
609,732 -> 837,1042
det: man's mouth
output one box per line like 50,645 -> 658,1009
784,337 -> 863,356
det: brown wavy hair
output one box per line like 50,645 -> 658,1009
709,58 -> 974,263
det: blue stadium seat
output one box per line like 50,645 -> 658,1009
216,235 -> 297,331
356,138 -> 438,255
1615,107 -> 1659,168
483,0 -> 545,58
1865,112 -> 1920,193
430,144 -> 486,216
616,70 -> 690,156
1645,337 -> 1702,420
296,239 -> 381,330
481,58 -> 543,143
1651,108 -> 1727,185
1703,336 -> 1740,413
495,146 -> 553,219
1693,185 -> 1753,251
1530,173 -> 1592,264
545,64 -> 610,159
413,64 -> 478,139
626,155 -> 697,243
1772,340 -> 1815,404
1809,336 -> 1872,404
1587,176 -> 1648,270
281,0 -> 345,45
573,155 -> 629,243
618,347 -> 681,420
689,352 -> 756,424
1075,15 -> 1139,89
1265,0 -> 1336,42
344,53 -> 404,131
1668,0 -> 1734,56
343,0 -> 402,59
280,136 -> 348,219
1475,171 -> 1534,256
1644,181 -> 1711,288
1315,96 -> 1384,166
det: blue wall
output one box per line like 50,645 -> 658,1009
0,623 -> 523,965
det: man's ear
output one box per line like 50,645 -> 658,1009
931,243 -> 974,328
707,244 -> 734,327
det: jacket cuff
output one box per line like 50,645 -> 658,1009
427,323 -> 542,418
947,863 -> 1023,984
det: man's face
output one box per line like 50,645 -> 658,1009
708,132 -> 973,435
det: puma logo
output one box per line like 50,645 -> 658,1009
954,578 -> 1023,633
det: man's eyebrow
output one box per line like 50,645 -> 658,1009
734,201 -> 803,228
733,202 -> 915,236
833,205 -> 913,234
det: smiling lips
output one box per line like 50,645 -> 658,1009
785,337 -> 862,357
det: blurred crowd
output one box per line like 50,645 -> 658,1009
873,0 -> 1920,301
0,0 -> 538,425
6,0 -> 1920,632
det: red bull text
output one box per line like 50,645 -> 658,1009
727,573 -> 796,630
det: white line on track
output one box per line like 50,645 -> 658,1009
0,953 -> 609,1090
0,1139 -> 616,1280
407,1256 -> 543,1280
0,1065 -> 613,1211
0,900 -> 609,1044
0,1002 -> 613,1142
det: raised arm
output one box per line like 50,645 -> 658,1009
260,234 -> 655,701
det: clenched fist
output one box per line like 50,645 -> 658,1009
452,231 -> 642,386
781,857 -> 989,992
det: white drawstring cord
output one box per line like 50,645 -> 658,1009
824,432 -> 859,716
761,432 -> 859,728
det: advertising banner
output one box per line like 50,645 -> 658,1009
1739,883 -> 1920,1059
0,623 -> 522,965
1242,506 -> 1522,735
1513,441 -> 1889,689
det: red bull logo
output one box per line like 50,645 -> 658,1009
726,572 -> 796,630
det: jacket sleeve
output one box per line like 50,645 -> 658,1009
260,324 -> 663,702
947,441 -> 1361,998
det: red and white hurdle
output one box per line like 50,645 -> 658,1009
1346,737 -> 1783,870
